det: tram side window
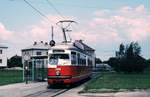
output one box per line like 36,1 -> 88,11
80,57 -> 83,66
88,58 -> 92,67
71,52 -> 76,65
83,56 -> 86,66
77,53 -> 80,66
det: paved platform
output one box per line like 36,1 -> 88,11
0,82 -> 150,97
0,82 -> 47,97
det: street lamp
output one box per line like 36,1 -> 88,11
25,65 -> 28,84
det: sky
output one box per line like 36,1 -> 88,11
0,0 -> 150,61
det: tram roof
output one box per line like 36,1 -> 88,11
51,42 -> 76,50
51,40 -> 95,52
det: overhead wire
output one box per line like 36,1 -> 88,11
46,0 -> 77,42
46,0 -> 65,19
24,0 -> 77,42
24,0 -> 55,25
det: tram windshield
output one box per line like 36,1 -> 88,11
49,54 -> 69,65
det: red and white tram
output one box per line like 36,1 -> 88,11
47,41 -> 95,85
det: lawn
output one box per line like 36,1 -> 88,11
81,68 -> 150,93
0,70 -> 23,86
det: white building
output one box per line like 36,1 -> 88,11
21,41 -> 51,81
0,44 -> 8,67
22,41 -> 51,68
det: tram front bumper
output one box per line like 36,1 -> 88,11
47,75 -> 72,79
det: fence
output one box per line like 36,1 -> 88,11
0,69 -> 23,86
0,67 -> 48,86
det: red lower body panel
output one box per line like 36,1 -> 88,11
47,66 -> 92,84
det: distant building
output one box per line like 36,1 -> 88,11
0,44 -> 8,68
21,41 -> 51,81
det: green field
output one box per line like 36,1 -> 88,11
81,68 -> 150,93
0,70 -> 23,86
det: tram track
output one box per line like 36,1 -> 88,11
51,89 -> 70,97
23,88 -> 70,97
0,72 -> 101,97
23,72 -> 100,97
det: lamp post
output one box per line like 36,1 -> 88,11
25,64 -> 28,84
24,54 -> 30,84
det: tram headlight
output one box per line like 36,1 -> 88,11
56,71 -> 60,76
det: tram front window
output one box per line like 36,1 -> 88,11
49,54 -> 69,65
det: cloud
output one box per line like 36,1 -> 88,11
0,14 -> 78,46
1,4 -> 150,60
0,23 -> 13,40
91,5 -> 150,42
93,9 -> 111,16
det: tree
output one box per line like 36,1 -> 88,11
95,58 -> 102,64
7,55 -> 22,68
126,43 -> 134,58
110,42 -> 146,73
133,42 -> 141,56
119,43 -> 125,58
108,57 -> 120,72
120,42 -> 145,73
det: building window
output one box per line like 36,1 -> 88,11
0,59 -> 2,64
0,50 -> 2,54
36,51 -> 42,55
24,51 -> 29,55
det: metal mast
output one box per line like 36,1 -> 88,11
51,26 -> 54,40
49,26 -> 55,46
56,20 -> 77,43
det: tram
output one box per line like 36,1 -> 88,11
47,40 -> 95,85
47,20 -> 95,86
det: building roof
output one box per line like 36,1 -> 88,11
22,41 -> 51,51
0,44 -> 8,48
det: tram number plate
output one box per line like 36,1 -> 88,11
56,68 -> 61,70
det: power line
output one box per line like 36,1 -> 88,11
24,0 -> 55,25
46,0 -> 65,19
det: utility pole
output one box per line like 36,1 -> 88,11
51,26 -> 54,40
49,26 -> 55,46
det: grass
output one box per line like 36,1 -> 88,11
81,68 -> 150,93
0,70 -> 23,86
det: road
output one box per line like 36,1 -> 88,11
0,72 -> 100,97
